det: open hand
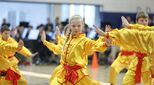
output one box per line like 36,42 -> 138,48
55,26 -> 61,37
30,52 -> 38,57
17,40 -> 24,51
121,16 -> 130,28
105,25 -> 112,32
93,25 -> 104,36
41,31 -> 46,42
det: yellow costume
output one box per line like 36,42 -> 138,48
0,35 -> 32,85
44,35 -> 67,83
43,34 -> 107,85
43,36 -> 64,55
108,28 -> 153,85
57,35 -> 66,46
109,24 -> 151,85
109,50 -> 134,85
128,24 -> 154,30
0,40 -> 21,85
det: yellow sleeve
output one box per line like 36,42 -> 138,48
0,41 -> 18,54
0,56 -> 11,71
108,29 -> 154,75
108,29 -> 147,51
108,28 -> 154,47
108,29 -> 129,46
43,40 -> 62,55
0,41 -> 18,71
128,24 -> 154,30
18,46 -> 32,57
57,35 -> 65,46
128,24 -> 145,29
9,37 -> 32,57
143,26 -> 154,30
84,37 -> 107,55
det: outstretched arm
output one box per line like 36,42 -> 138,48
0,40 -> 23,54
41,30 -> 62,55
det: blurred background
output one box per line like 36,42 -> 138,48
0,0 -> 154,85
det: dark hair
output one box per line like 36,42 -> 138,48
136,11 -> 149,21
1,25 -> 10,33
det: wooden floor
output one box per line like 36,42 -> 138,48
19,65 -> 125,85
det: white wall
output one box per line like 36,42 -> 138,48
53,4 -> 62,19
3,0 -> 103,5
1,0 -> 154,29
102,0 -> 154,13
0,2 -> 49,28
5,0 -> 154,13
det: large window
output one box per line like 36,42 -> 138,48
0,2 -> 48,28
62,4 -> 97,27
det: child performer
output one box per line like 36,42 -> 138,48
0,26 -> 38,85
0,39 -> 24,85
95,24 -> 154,85
42,15 -> 109,85
108,11 -> 150,85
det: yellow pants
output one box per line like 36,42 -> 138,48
4,57 -> 28,85
0,56 -> 27,85
12,64 -> 28,85
122,57 -> 151,85
0,67 -> 27,85
109,53 -> 133,85
122,70 -> 151,85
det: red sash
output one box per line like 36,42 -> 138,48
64,64 -> 82,84
5,69 -> 20,85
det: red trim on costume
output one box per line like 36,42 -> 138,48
8,56 -> 13,59
120,50 -> 135,56
105,32 -> 109,39
127,25 -> 132,29
5,69 -> 20,85
64,64 -> 82,84
64,38 -> 73,63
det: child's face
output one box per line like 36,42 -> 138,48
2,31 -> 10,41
70,19 -> 83,35
137,18 -> 149,26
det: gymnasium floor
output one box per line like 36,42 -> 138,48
19,65 -> 125,85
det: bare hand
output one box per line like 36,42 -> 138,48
41,31 -> 46,42
105,25 -> 112,32
55,26 -> 61,37
30,52 -> 38,57
93,25 -> 104,36
121,16 -> 130,28
17,40 -> 24,51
